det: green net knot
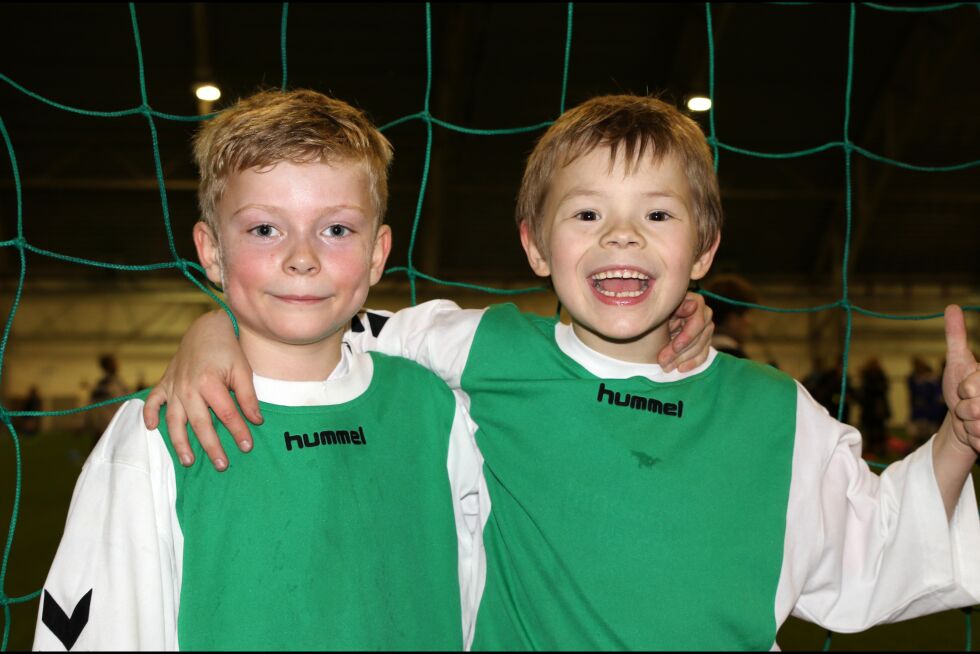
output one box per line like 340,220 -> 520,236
0,405 -> 10,425
0,591 -> 8,607
10,236 -> 27,250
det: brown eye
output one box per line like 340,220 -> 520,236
575,210 -> 599,222
647,211 -> 670,222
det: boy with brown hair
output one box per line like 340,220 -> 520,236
148,94 -> 980,649
35,89 -> 488,650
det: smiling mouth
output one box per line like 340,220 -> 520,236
275,295 -> 326,304
590,269 -> 651,298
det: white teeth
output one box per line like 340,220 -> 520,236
594,288 -> 646,298
590,269 -> 650,281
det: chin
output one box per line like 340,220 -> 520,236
266,325 -> 338,346
586,320 -> 656,345
603,329 -> 654,345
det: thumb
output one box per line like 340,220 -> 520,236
944,304 -> 972,363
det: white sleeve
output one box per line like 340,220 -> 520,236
346,300 -> 485,389
33,400 -> 183,651
776,382 -> 980,633
446,390 -> 489,651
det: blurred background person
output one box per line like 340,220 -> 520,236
821,359 -> 854,426
16,385 -> 43,437
703,274 -> 759,360
907,356 -> 943,448
855,357 -> 890,458
84,354 -> 128,450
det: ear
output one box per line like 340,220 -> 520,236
519,220 -> 551,278
690,234 -> 720,281
193,221 -> 223,287
368,224 -> 392,286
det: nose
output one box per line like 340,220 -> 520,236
284,236 -> 321,275
601,216 -> 645,249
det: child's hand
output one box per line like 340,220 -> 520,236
659,292 -> 714,373
942,305 -> 980,456
142,310 -> 262,471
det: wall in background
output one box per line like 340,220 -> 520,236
2,279 -> 977,434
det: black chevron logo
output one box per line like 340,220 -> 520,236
351,312 -> 389,337
41,589 -> 92,651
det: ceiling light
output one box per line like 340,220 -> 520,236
687,96 -> 712,112
195,84 -> 221,102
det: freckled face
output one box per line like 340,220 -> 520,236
196,160 -> 390,348
521,147 -> 717,361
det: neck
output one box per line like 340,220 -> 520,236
239,327 -> 343,381
570,321 -> 670,365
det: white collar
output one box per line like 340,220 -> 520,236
553,321 -> 717,381
251,345 -> 373,407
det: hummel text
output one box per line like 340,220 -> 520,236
284,426 -> 366,451
597,383 -> 683,418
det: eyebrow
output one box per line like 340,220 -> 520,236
231,203 -> 367,219
231,204 -> 281,218
557,187 -> 681,203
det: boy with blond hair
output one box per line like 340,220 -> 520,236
34,89 -> 489,650
147,94 -> 980,649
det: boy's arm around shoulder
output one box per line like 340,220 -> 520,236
143,309 -> 258,472
347,292 -> 716,383
140,301 -> 484,471
35,399 -> 181,651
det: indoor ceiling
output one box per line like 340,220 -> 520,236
1,2 -> 977,287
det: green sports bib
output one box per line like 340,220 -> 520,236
154,353 -> 463,651
464,304 -> 797,650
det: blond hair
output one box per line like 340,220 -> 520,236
517,94 -> 722,258
194,89 -> 393,230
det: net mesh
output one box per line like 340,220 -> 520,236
1,2 -> 978,650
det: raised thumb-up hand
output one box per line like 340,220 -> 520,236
943,305 -> 980,453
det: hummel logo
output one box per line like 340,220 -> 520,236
285,427 -> 366,451
597,383 -> 684,418
42,589 -> 92,650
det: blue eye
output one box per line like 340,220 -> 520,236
249,224 -> 279,237
575,210 -> 599,222
647,211 -> 670,222
326,224 -> 350,237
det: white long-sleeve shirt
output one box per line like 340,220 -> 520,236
34,348 -> 488,651
347,300 -> 980,648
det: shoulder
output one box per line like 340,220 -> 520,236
712,352 -> 797,398
714,351 -> 789,379
366,352 -> 459,421
368,351 -> 454,393
86,394 -> 162,473
479,302 -> 558,338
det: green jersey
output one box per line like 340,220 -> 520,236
163,352 -> 465,650
464,304 -> 796,650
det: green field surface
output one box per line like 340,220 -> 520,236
2,429 -> 977,651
